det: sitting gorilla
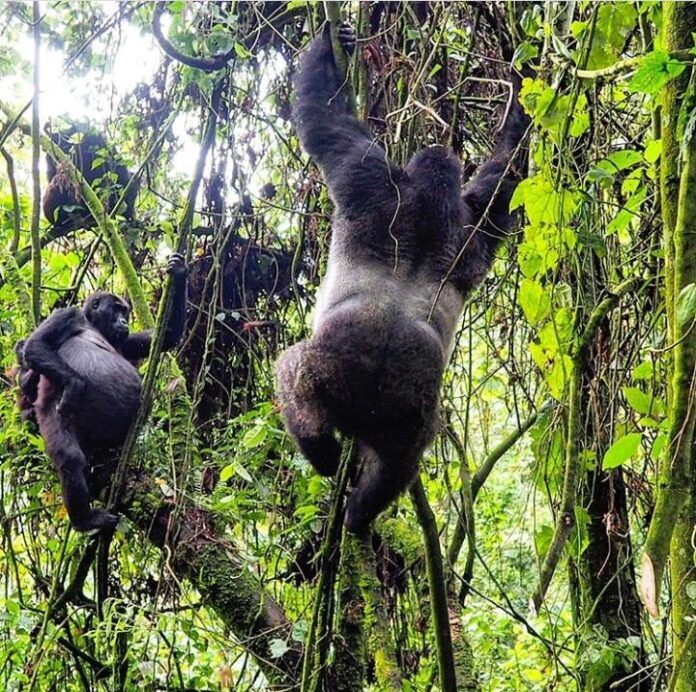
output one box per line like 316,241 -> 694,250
16,254 -> 187,532
43,125 -> 139,234
276,25 -> 529,534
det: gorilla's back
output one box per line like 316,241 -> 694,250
314,256 -> 464,360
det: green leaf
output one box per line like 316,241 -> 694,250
607,186 -> 646,239
520,6 -> 542,36
603,433 -> 642,470
534,524 -> 554,558
546,354 -> 574,401
629,50 -> 687,96
518,279 -> 550,325
529,341 -> 548,369
632,361 -> 653,380
623,387 -> 664,417
644,139 -> 662,164
551,34 -> 572,61
523,669 -> 545,684
511,172 -> 580,227
241,424 -> 267,449
294,504 -> 319,520
652,433 -> 667,460
236,463 -> 253,483
607,149 -> 643,170
584,4 -> 637,70
686,582 -> 696,603
676,283 -> 696,325
588,150 -> 643,187
512,41 -> 539,68
234,41 -> 252,59
569,505 -> 591,558
519,79 -> 589,140
220,463 -> 235,482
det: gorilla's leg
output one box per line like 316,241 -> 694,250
276,341 -> 341,477
344,444 -> 421,535
36,408 -> 118,532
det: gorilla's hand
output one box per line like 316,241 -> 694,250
73,508 -> 119,534
338,22 -> 356,56
166,253 -> 187,281
57,376 -> 87,419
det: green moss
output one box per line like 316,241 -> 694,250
337,535 -> 403,691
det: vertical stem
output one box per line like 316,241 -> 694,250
410,478 -> 457,692
301,442 -> 353,692
532,281 -> 638,611
334,535 -> 366,692
2,147 -> 22,254
323,0 -> 357,117
109,79 -> 224,511
30,1 -> 42,323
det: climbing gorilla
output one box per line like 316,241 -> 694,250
43,125 -> 139,233
276,25 -> 530,534
16,254 -> 188,532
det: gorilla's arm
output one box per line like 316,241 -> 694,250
294,26 -> 404,216
23,308 -> 89,412
120,254 -> 188,362
12,341 -> 40,423
454,89 -> 530,294
23,308 -> 87,386
14,341 -> 37,391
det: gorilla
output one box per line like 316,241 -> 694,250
16,254 -> 187,532
43,125 -> 139,233
275,25 -> 530,534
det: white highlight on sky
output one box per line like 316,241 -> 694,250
5,10 -> 159,122
1,3 -> 201,179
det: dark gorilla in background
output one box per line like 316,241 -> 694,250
276,25 -> 530,534
43,125 -> 139,233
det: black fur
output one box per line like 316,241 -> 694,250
276,26 -> 529,534
17,255 -> 187,532
43,125 -> 139,233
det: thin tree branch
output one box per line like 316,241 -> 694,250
30,1 -> 41,323
574,49 -> 693,80
1,146 -> 21,253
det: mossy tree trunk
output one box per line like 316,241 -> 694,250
641,9 -> 696,679
126,476 -> 302,690
664,5 -> 696,689
639,3 -> 696,689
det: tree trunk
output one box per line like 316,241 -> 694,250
642,4 -> 696,626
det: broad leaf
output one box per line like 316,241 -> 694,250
518,279 -> 550,325
676,283 -> 696,326
629,50 -> 687,96
603,433 -> 642,470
